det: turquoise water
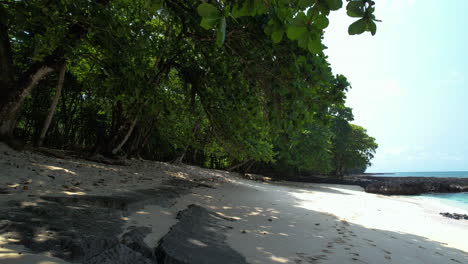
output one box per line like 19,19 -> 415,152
379,171 -> 468,178
421,193 -> 468,211
378,171 -> 468,210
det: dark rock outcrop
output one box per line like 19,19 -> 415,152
281,174 -> 468,196
440,212 -> 468,220
155,204 -> 247,264
363,177 -> 468,195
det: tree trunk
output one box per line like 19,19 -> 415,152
0,5 -> 13,99
244,160 -> 255,173
37,63 -> 66,147
0,1 -> 112,138
172,147 -> 187,165
0,65 -> 55,136
111,114 -> 138,155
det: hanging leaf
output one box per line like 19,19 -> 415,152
197,3 -> 220,18
271,30 -> 284,43
298,0 -> 315,9
325,0 -> 343,11
298,33 -> 309,49
346,1 -> 365,17
314,14 -> 329,29
148,0 -> 163,12
308,36 -> 322,53
216,17 -> 226,47
368,20 -> 377,36
286,25 -> 307,40
197,3 -> 221,29
348,18 -> 366,35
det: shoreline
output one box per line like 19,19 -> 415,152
0,145 -> 467,263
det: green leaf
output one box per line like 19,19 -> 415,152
216,17 -> 226,47
197,3 -> 220,18
299,0 -> 315,8
325,0 -> 343,11
148,0 -> 163,12
348,18 -> 366,35
367,20 -> 377,36
201,17 -> 220,29
271,30 -> 284,43
346,1 -> 365,17
298,33 -> 309,49
286,25 -> 307,40
314,14 -> 329,29
198,3 -> 221,29
308,36 -> 322,53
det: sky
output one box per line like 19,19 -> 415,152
323,0 -> 468,172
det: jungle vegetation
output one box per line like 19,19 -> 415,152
0,0 -> 378,177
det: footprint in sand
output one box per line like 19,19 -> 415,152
435,252 -> 444,256
450,259 -> 462,263
296,254 -> 323,264
322,249 -> 332,254
315,254 -> 327,260
381,249 -> 391,255
335,238 -> 345,244
384,255 -> 391,260
418,245 -> 426,250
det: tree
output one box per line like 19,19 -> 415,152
330,106 -> 378,176
0,0 -> 113,136
2,0 -> 379,174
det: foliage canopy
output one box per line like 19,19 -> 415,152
0,0 -> 378,176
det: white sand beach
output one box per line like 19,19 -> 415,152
0,144 -> 467,264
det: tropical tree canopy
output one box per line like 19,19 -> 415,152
0,0 -> 379,176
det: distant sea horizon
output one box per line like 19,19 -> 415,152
368,171 -> 468,178
368,171 -> 468,211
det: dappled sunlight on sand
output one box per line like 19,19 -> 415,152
0,235 -> 68,264
215,211 -> 242,220
33,164 -> 76,175
61,191 -> 87,195
188,238 -> 208,247
167,171 -> 190,180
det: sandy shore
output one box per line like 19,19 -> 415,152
0,143 -> 467,263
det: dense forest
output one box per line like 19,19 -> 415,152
0,0 -> 378,177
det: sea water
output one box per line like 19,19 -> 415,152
378,171 -> 468,211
